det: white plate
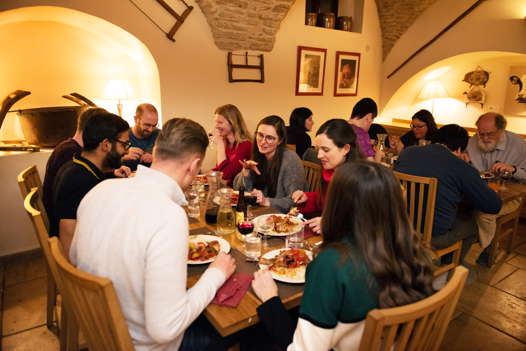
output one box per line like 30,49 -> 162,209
187,234 -> 230,265
253,214 -> 304,237
259,248 -> 313,284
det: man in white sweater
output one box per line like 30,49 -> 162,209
70,118 -> 236,350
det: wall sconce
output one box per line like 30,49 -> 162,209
103,80 -> 133,116
418,80 -> 448,115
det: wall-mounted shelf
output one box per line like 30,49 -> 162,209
305,0 -> 363,33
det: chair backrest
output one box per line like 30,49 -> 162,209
303,160 -> 322,193
393,171 -> 438,244
359,265 -> 468,351
286,143 -> 296,152
48,237 -> 134,351
18,165 -> 49,230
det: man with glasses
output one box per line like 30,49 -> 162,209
52,111 -> 131,258
122,103 -> 160,171
465,112 -> 526,265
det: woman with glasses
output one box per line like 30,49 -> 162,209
395,109 -> 438,151
286,107 -> 314,159
233,115 -> 306,213
252,161 -> 435,351
292,119 -> 362,234
211,104 -> 252,186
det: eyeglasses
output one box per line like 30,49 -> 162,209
411,123 -> 427,129
112,139 -> 131,150
478,131 -> 498,138
256,132 -> 278,144
139,119 -> 158,129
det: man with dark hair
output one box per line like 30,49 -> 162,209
52,112 -> 131,256
348,97 -> 378,160
70,118 -> 236,351
43,106 -> 106,232
122,103 -> 160,171
394,124 -> 501,267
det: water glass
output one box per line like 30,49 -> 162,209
286,229 -> 304,249
244,234 -> 262,261
187,190 -> 200,219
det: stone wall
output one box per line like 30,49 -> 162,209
195,0 -> 295,52
375,0 -> 438,59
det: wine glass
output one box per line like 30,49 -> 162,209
498,170 -> 512,191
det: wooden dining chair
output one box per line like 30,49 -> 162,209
18,165 -> 49,230
303,160 -> 322,193
393,171 -> 462,277
359,265 -> 468,351
286,144 -> 296,152
488,194 -> 525,266
49,237 -> 135,351
24,187 -> 78,351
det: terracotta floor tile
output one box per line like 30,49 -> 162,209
457,281 -> 526,343
2,278 -> 47,336
4,254 -> 47,287
440,313 -> 526,351
495,269 -> 526,300
2,325 -> 59,351
476,262 -> 518,286
507,254 -> 526,270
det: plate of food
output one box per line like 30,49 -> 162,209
187,234 -> 230,264
253,214 -> 303,237
259,248 -> 313,283
480,171 -> 495,180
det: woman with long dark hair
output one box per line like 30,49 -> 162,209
252,161 -> 435,350
233,115 -> 306,213
395,109 -> 438,151
286,107 -> 314,158
292,119 -> 362,233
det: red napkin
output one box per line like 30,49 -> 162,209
212,273 -> 254,308
303,225 -> 319,240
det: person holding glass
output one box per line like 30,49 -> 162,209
292,119 -> 362,234
211,104 -> 252,186
392,109 -> 438,152
251,161 -> 435,350
286,107 -> 314,159
233,115 -> 306,213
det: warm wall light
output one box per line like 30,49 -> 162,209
418,81 -> 448,115
103,79 -> 133,116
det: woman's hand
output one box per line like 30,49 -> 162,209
239,159 -> 261,176
306,216 -> 322,234
251,189 -> 270,207
252,269 -> 278,303
291,190 -> 308,204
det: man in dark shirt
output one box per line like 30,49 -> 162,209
122,103 -> 160,171
394,124 -> 502,261
43,106 -> 107,233
52,112 -> 131,257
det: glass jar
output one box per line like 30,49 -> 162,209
204,171 -> 223,224
216,188 -> 235,235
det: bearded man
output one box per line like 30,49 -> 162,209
52,111 -> 131,257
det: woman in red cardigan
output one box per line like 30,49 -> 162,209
211,104 -> 252,185
292,119 -> 362,233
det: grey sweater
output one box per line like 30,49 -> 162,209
233,149 -> 306,213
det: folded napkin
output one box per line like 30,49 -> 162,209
303,225 -> 319,240
212,273 -> 254,308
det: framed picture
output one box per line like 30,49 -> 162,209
295,46 -> 327,96
334,51 -> 360,96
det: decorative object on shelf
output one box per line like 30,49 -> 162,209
318,13 -> 336,28
509,75 -> 526,103
337,16 -> 352,31
462,66 -> 489,108
334,51 -> 360,97
305,12 -> 317,26
227,52 -> 265,83
295,46 -> 327,96
418,81 -> 448,115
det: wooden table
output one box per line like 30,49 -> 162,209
186,205 -> 321,337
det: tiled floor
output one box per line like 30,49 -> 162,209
1,223 -> 526,350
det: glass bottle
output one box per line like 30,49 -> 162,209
205,171 -> 222,224
216,188 -> 235,235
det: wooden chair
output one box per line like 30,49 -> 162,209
286,144 -> 296,152
303,160 -> 322,193
18,165 -> 49,230
488,194 -> 525,266
359,265 -> 468,351
24,187 -> 78,351
393,171 -> 462,277
48,237 -> 135,351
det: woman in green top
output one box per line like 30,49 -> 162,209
252,161 -> 435,350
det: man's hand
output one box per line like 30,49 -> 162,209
210,252 -> 236,279
306,216 -> 322,234
291,190 -> 308,204
252,269 -> 278,303
140,152 -> 153,164
122,147 -> 143,161
491,162 -> 515,175
114,166 -> 132,178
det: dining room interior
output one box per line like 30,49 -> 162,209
1,0 -> 526,350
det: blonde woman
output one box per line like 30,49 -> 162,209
211,104 -> 252,185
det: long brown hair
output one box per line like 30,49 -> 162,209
322,161 -> 434,308
251,115 -> 287,197
214,104 -> 251,144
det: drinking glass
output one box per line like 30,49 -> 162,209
245,194 -> 258,220
244,234 -> 262,262
286,228 -> 304,249
257,221 -> 272,249
498,170 -> 512,191
186,189 -> 200,219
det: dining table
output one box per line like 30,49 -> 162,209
185,201 -> 322,337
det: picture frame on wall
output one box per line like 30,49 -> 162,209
295,46 -> 327,96
334,51 -> 360,96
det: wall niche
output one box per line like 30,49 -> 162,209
305,0 -> 364,33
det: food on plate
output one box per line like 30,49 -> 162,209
265,215 -> 300,233
288,207 -> 299,216
269,249 -> 311,277
480,171 -> 494,179
188,240 -> 220,261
